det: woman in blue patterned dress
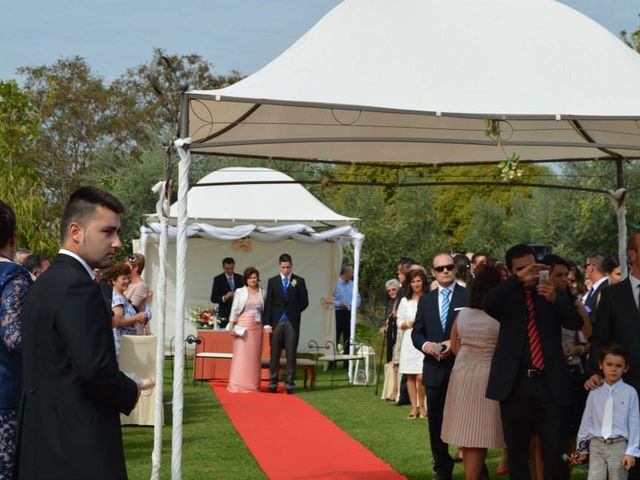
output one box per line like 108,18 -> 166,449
110,263 -> 146,359
0,200 -> 32,477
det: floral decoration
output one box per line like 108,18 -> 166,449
186,304 -> 218,329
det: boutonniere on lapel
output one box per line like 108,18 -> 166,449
291,279 -> 297,288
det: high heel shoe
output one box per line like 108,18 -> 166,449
406,412 -> 418,419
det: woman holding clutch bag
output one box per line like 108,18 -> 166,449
227,267 -> 265,392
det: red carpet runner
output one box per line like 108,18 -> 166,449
211,381 -> 405,480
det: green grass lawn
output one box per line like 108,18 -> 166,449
123,363 -> 588,479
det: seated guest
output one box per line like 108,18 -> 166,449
442,259 -> 504,480
227,267 -> 265,393
110,263 -> 147,358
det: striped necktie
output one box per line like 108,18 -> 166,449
524,290 -> 544,369
440,289 -> 451,331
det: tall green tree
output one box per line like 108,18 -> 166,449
0,163 -> 59,256
0,79 -> 40,170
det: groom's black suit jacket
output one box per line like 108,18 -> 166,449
17,254 -> 138,479
264,274 -> 309,334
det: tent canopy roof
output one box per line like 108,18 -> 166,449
155,167 -> 357,227
184,0 -> 640,165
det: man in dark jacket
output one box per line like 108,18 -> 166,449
264,253 -> 309,394
16,187 -> 139,479
485,244 -> 583,480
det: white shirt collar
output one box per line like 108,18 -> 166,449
59,249 -> 96,281
605,378 -> 624,393
591,276 -> 608,291
438,283 -> 455,295
280,273 -> 291,281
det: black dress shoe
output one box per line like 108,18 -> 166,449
285,385 -> 296,394
433,475 -> 452,480
267,384 -> 277,393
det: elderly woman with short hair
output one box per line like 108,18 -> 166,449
380,278 -> 401,400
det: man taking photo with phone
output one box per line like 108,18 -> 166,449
484,243 -> 583,480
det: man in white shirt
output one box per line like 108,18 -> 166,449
578,344 -> 640,480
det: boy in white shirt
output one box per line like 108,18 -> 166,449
577,344 -> 640,480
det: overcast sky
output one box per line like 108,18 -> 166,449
1,0 -> 638,82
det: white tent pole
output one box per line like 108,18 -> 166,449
150,178 -> 170,480
348,231 -> 364,383
613,158 -> 628,280
610,188 -> 628,279
171,136 -> 191,480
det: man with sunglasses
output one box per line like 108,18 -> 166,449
412,253 -> 468,480
484,243 -> 582,480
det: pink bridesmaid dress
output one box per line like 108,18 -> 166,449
227,290 -> 264,392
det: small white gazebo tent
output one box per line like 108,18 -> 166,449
141,167 -> 361,350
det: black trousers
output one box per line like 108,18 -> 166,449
500,374 -> 570,480
335,309 -> 351,348
269,321 -> 298,387
425,381 -> 454,478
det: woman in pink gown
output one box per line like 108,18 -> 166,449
227,267 -> 265,392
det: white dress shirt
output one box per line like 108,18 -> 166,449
577,379 -> 640,457
59,248 -> 96,281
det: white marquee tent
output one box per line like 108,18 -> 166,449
160,0 -> 640,477
141,167 -> 361,348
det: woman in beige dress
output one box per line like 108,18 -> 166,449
441,260 -> 505,480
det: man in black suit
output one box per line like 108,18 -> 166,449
587,233 -> 640,479
210,256 -> 244,329
583,251 -> 608,329
264,253 -> 309,394
16,187 -> 139,479
412,253 -> 467,480
484,244 -> 583,480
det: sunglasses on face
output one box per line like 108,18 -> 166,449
433,264 -> 455,273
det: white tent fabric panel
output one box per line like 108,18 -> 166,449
164,167 -> 356,225
144,237 -> 342,350
192,0 -> 640,115
185,0 -> 640,164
